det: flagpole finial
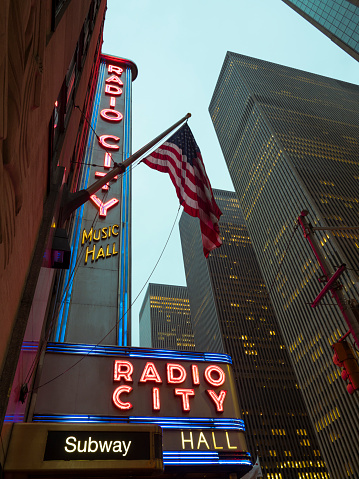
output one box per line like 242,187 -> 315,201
186,113 -> 191,119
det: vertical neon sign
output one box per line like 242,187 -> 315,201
54,56 -> 137,348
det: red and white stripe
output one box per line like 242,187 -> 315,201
143,141 -> 222,257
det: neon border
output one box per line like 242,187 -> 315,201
54,62 -> 106,342
45,342 -> 232,364
31,414 -> 245,430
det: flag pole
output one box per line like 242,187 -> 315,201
59,113 -> 191,224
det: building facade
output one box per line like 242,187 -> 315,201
0,0 -> 107,447
179,189 -> 327,479
282,0 -> 359,61
139,283 -> 195,351
209,52 -> 359,478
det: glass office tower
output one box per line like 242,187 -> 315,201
282,0 -> 359,61
139,283 -> 195,350
179,189 -> 327,479
209,52 -> 359,478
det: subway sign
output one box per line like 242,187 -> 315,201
33,344 -> 252,473
4,424 -> 162,476
44,430 -> 149,460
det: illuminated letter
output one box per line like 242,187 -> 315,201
106,244 -> 111,258
82,227 -> 93,245
65,436 -> 77,453
225,431 -> 237,450
212,432 -> 223,449
100,109 -> 123,122
108,65 -> 123,76
106,74 -> 123,85
99,135 -> 120,150
105,84 -> 122,95
101,227 -> 108,240
152,387 -> 160,410
139,362 -> 162,383
93,229 -> 101,241
197,432 -> 210,450
112,441 -> 121,453
90,195 -> 119,217
204,365 -> 226,387
85,245 -> 96,264
96,246 -> 105,260
112,385 -> 133,410
95,171 -> 118,190
114,360 -> 133,382
181,431 -> 193,450
110,97 -> 116,108
104,152 -> 112,168
88,437 -> 98,453
112,225 -> 119,236
77,441 -> 87,453
112,243 -> 118,256
175,389 -> 195,411
191,365 -> 200,385
167,364 -> 187,384
207,390 -> 227,412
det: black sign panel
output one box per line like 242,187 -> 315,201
44,431 -> 151,461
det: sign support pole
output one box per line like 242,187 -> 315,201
297,210 -> 359,348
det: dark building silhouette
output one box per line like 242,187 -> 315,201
0,0 -> 107,448
209,52 -> 359,478
179,189 -> 328,479
282,0 -> 359,61
139,283 -> 195,351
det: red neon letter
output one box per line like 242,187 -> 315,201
167,364 -> 187,384
105,84 -> 123,95
139,362 -> 162,383
110,97 -> 116,108
175,389 -> 195,411
99,135 -> 120,150
204,365 -> 226,387
112,385 -> 133,410
90,195 -> 119,217
100,109 -> 123,122
191,365 -> 200,385
152,387 -> 160,411
104,152 -> 112,168
108,65 -> 123,76
95,172 -> 118,190
207,390 -> 227,412
114,360 -> 133,382
106,75 -> 124,86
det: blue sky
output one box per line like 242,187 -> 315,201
102,0 -> 359,345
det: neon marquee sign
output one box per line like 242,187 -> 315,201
112,360 -> 228,413
90,64 -> 125,216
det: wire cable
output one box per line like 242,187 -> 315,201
31,205 -> 182,392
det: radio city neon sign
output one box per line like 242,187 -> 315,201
90,64 -> 124,217
112,361 -> 228,413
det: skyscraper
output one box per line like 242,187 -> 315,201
179,189 -> 328,479
139,283 -> 195,350
282,0 -> 359,61
209,52 -> 359,478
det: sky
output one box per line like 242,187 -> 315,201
102,0 -> 359,346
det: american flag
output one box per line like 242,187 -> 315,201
142,123 -> 222,257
